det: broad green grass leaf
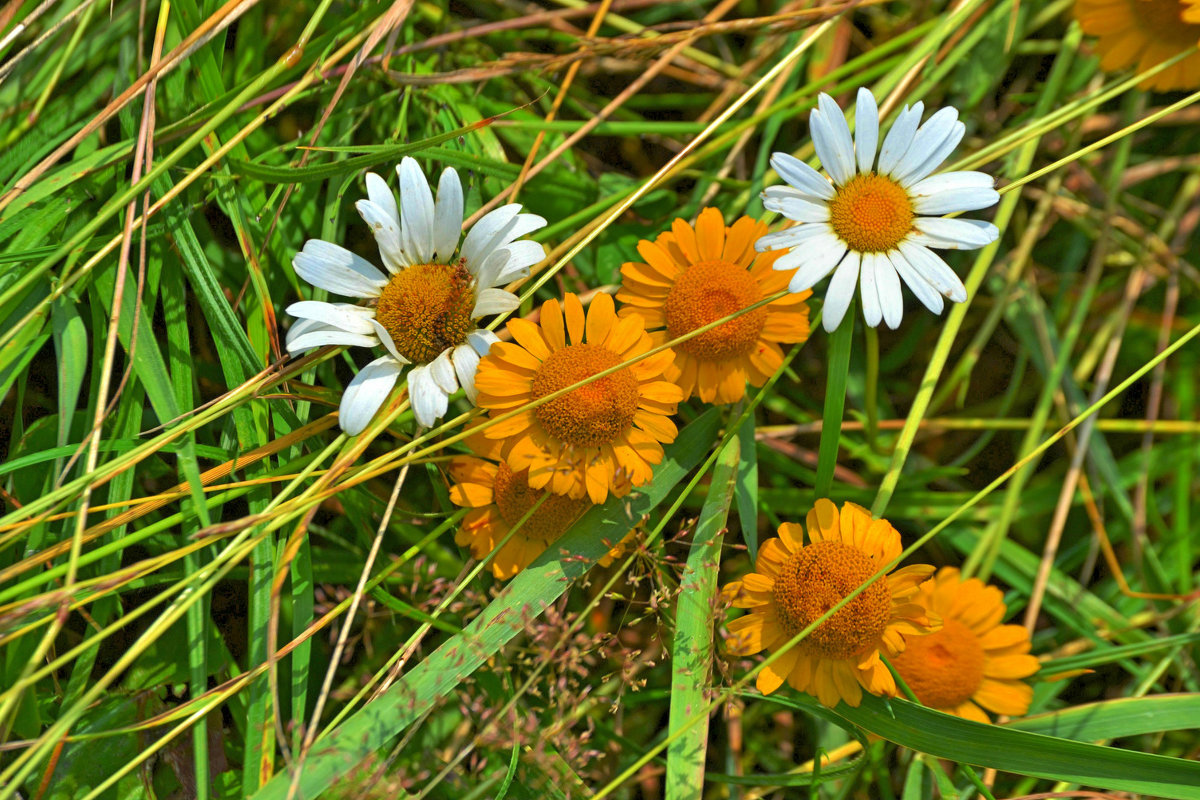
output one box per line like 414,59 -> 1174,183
666,428 -> 738,799
250,407 -> 722,799
1006,694 -> 1200,741
835,693 -> 1200,799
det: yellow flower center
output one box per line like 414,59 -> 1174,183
492,462 -> 591,544
664,259 -> 766,360
827,173 -> 914,254
1138,0 -> 1198,47
531,344 -> 639,448
374,262 -> 475,364
772,541 -> 892,660
890,618 -> 986,709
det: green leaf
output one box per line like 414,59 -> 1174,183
1005,694 -> 1200,741
814,302 -> 853,496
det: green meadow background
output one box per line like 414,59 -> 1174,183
1,0 -> 1199,798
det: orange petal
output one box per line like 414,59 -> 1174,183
671,217 -> 701,263
507,318 -> 551,361
807,498 -> 839,543
635,239 -> 684,281
694,207 -> 726,261
541,297 -> 566,350
974,678 -> 1033,716
587,291 -> 616,344
757,646 -> 800,695
984,654 -> 1040,680
777,522 -> 805,553
564,293 -> 586,345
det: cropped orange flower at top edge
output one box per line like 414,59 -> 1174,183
448,434 -> 632,579
1075,0 -> 1200,90
890,567 -> 1039,722
616,207 -> 810,405
473,292 -> 684,504
721,499 -> 939,708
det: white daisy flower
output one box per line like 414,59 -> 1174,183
756,88 -> 1000,333
287,156 -> 546,434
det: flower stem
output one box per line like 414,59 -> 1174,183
814,301 -> 855,496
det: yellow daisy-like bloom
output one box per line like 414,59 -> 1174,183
721,499 -> 939,708
474,292 -> 684,504
890,567 -> 1039,723
616,207 -> 811,404
448,447 -> 631,579
1075,0 -> 1200,90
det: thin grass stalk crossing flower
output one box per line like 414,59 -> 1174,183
757,87 -> 1000,332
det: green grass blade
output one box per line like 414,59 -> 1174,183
666,424 -> 739,799
834,693 -> 1200,798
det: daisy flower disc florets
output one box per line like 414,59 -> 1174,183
891,567 -> 1039,722
286,156 -> 547,434
1076,0 -> 1200,90
757,88 -> 1001,332
616,207 -> 811,404
474,292 -> 684,504
721,499 -> 940,708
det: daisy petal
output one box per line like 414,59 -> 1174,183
468,329 -> 499,356
398,157 -> 435,264
899,120 -> 967,188
770,152 -> 835,200
910,171 -> 999,215
896,241 -> 967,302
887,250 -> 944,314
493,240 -> 546,285
452,343 -> 482,402
432,167 -> 464,262
408,363 -> 450,428
340,356 -> 403,435
911,217 -> 999,250
286,329 -> 379,354
784,231 -> 847,292
875,252 -> 904,329
762,192 -> 830,224
812,93 -> 856,185
359,176 -> 404,272
294,240 -> 388,298
286,301 -> 376,334
822,251 -> 861,332
755,223 -> 830,253
877,102 -> 924,177
855,87 -> 880,174
860,253 -> 883,328
461,205 -> 520,272
368,319 -> 411,364
892,106 -> 961,186
429,348 -> 459,394
473,288 -> 521,317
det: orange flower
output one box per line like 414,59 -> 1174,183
890,567 -> 1039,722
448,443 -> 631,579
473,292 -> 683,503
617,208 -> 810,404
1075,0 -> 1200,90
722,499 -> 938,708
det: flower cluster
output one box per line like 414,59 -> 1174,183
285,87 -> 1040,718
721,500 -> 1038,717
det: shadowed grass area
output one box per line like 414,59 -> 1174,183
1,1 -> 1199,798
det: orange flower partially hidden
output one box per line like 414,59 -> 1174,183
890,567 -> 1039,722
617,208 -> 810,404
474,292 -> 684,504
448,450 -> 631,579
721,499 -> 938,708
1075,0 -> 1200,90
